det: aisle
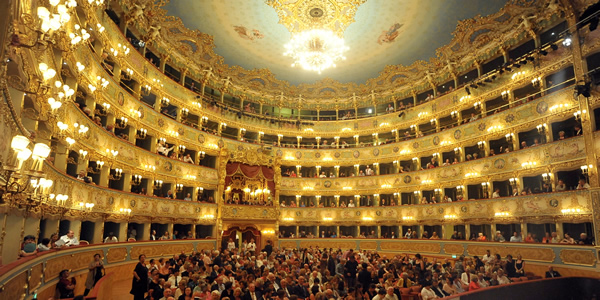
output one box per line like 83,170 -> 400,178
110,279 -> 133,300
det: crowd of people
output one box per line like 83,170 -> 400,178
119,243 -> 560,300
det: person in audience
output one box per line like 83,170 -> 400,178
514,254 -> 525,277
20,235 -> 38,257
468,276 -> 480,291
37,237 -> 51,252
420,282 -> 438,300
104,232 -> 118,243
57,269 -> 76,299
84,253 -> 104,295
497,269 -> 511,285
545,266 -> 561,278
576,178 -> 590,189
60,230 -> 80,246
157,140 -> 175,156
183,154 -> 194,164
560,233 -> 576,244
557,130 -> 566,140
574,125 -> 582,136
492,188 -> 501,198
494,231 -> 506,242
578,233 -> 594,245
555,179 -> 566,191
510,232 -> 522,242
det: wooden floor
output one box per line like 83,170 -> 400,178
111,279 -> 134,300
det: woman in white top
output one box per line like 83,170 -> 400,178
227,238 -> 236,251
421,284 -> 439,300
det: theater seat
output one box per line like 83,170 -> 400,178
127,238 -> 136,241
510,277 -> 521,282
520,277 -> 529,281
79,240 -> 89,245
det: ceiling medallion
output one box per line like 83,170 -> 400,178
266,0 -> 366,74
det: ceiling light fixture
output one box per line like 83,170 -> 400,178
284,29 -> 348,74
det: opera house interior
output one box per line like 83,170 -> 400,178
2,0 -> 600,299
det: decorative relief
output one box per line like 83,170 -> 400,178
221,205 -> 278,220
360,241 -> 378,250
299,240 -> 357,250
0,271 -> 27,300
559,249 -> 597,266
130,243 -> 195,259
106,247 -> 129,263
28,263 -> 44,291
443,243 -> 465,255
280,241 -> 298,249
379,242 -> 441,253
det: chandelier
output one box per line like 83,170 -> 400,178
267,0 -> 366,74
284,29 -> 348,74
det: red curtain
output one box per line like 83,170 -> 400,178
221,226 -> 261,251
224,162 -> 275,192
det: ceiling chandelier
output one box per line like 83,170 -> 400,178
284,29 -> 347,74
267,0 -> 366,74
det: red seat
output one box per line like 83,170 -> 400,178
79,240 -> 89,245
510,277 -> 521,282
520,277 -> 529,281
127,238 -> 136,241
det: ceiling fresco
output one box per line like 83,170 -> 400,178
163,0 -> 509,86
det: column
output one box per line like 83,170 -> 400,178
92,222 -> 103,244
296,165 -> 301,177
141,223 -> 151,241
180,68 -> 188,85
412,157 -> 420,171
71,220 -> 82,241
123,171 -> 132,193
465,225 -> 471,242
118,222 -> 128,242
334,166 -> 339,177
354,164 -> 359,177
54,144 -> 68,173
373,163 -> 380,175
418,225 -> 424,238
98,164 -> 109,187
353,135 -> 359,147
1,214 -> 25,264
393,130 -> 399,142
277,134 -> 282,147
167,223 -> 174,238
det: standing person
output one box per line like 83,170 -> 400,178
84,254 -> 104,295
344,254 -> 358,287
247,238 -> 257,256
262,239 -> 273,257
130,254 -> 149,300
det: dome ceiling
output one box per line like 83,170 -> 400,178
163,0 -> 509,86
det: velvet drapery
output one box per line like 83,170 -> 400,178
224,162 -> 275,192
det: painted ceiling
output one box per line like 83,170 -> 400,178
163,0 -> 509,86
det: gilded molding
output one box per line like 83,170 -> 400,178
559,249 -> 597,266
467,244 -> 555,262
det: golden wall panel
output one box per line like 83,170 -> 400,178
44,250 -> 104,281
559,249 -> 597,266
467,245 -> 555,262
280,241 -> 298,249
28,262 -> 44,291
360,241 -> 378,250
195,241 -> 217,251
443,244 -> 465,255
130,243 -> 195,259
221,206 -> 278,220
0,271 -> 27,300
106,247 -> 128,263
299,240 -> 356,250
379,242 -> 441,253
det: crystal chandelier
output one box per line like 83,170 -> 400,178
284,29 -> 348,74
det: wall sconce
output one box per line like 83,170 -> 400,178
132,174 -> 142,185
521,161 -> 537,169
78,149 -> 88,159
119,208 -> 132,214
89,160 -> 104,173
197,187 -> 204,194
115,116 -> 128,129
561,208 -> 582,214
456,185 -> 464,193
121,68 -> 134,81
430,118 -> 437,125
136,128 -> 147,139
536,123 -> 547,134
474,102 -> 482,110
477,141 -> 486,150
509,178 -> 518,187
176,183 -> 184,192
181,108 -> 189,119
160,97 -> 170,107
531,76 -> 542,87
144,165 -> 156,172
487,125 -> 503,133
129,108 -> 142,119
198,151 -> 206,159
323,217 -> 333,221
549,103 -> 570,112
201,116 -> 209,124
178,145 -> 186,153
501,90 -> 510,99
481,182 -> 489,193
410,124 -> 417,131
495,212 -> 510,217
79,202 -> 95,211
106,149 -> 118,159
451,111 -> 458,119
220,123 -> 227,130
402,216 -> 414,221
454,147 -> 461,154
541,173 -> 551,184
581,165 -> 591,175
96,76 -> 109,89
574,110 -> 585,121
141,84 -> 152,96
505,133 -> 513,142
65,137 -> 75,148
444,214 -> 458,220
109,168 -> 122,181
465,172 -> 478,178
153,180 -> 163,189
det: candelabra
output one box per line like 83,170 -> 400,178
132,174 -> 142,185
181,108 -> 189,119
0,135 -> 54,211
108,168 -> 122,181
160,97 -> 170,107
135,128 -> 147,139
88,160 -> 104,174
115,116 -> 128,129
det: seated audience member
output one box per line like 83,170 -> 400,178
37,237 -> 51,252
509,232 -> 522,242
468,277 -> 480,291
59,230 -> 80,246
104,232 -> 118,243
578,233 -> 594,245
57,269 -> 76,299
555,179 -> 566,191
560,233 -> 576,244
420,283 -> 438,300
545,266 -> 561,278
20,235 -> 38,257
496,269 -> 511,285
576,178 -> 590,190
